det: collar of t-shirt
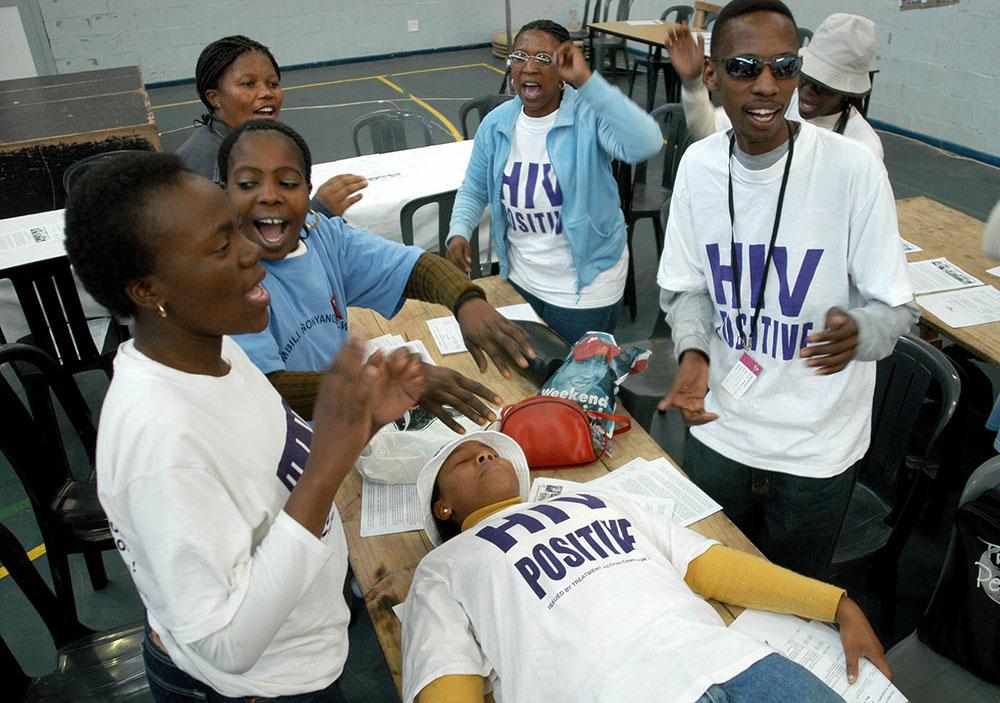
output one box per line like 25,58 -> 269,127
284,239 -> 308,258
517,107 -> 559,133
460,497 -> 523,531
731,125 -> 800,170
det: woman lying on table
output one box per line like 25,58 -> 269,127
175,34 -> 366,217
217,118 -> 536,431
402,430 -> 891,703
445,20 -> 662,344
64,151 -> 425,701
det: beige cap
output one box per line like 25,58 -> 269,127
983,199 -> 1000,262
800,13 -> 878,96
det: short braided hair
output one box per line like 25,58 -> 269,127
217,118 -> 313,188
710,0 -> 796,59
195,35 -> 280,118
64,152 -> 191,318
514,19 -> 571,46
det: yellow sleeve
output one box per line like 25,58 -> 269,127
684,544 -> 845,622
418,674 -> 487,703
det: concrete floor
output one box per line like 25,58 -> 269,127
2,45 -> 999,699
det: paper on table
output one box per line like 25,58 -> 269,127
427,304 -> 543,355
907,257 -> 983,294
0,222 -> 64,252
730,609 -> 906,703
366,334 -> 436,365
987,265 -> 1000,278
588,457 -> 720,527
528,476 -> 584,502
529,475 -> 677,521
900,237 -> 922,254
626,19 -> 660,25
917,285 -> 1000,328
360,478 -> 423,537
392,602 -> 405,622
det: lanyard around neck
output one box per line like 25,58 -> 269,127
727,119 -> 795,350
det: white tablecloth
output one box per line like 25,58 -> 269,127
310,140 -> 493,265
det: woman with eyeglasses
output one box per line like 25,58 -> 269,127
175,35 -> 367,216
666,13 -> 884,160
445,19 -> 661,345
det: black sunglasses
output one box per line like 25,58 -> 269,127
717,54 -> 803,80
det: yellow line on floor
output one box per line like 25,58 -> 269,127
0,543 -> 46,580
151,62 -> 502,109
376,75 -> 406,94
410,95 -> 462,141
479,62 -> 507,76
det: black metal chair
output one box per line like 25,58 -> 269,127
627,5 -> 694,110
399,189 -> 483,279
0,258 -> 128,379
350,109 -> 435,156
1,521 -> 149,702
797,27 -> 813,47
62,149 -> 150,196
828,335 -> 961,629
459,94 -> 513,139
623,103 -> 691,321
0,343 -> 114,621
593,0 -> 634,75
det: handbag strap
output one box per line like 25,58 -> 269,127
588,410 -> 632,435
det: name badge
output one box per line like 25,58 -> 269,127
721,353 -> 763,400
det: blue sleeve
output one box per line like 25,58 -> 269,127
231,327 -> 286,375
318,215 -> 422,319
448,128 -> 494,243
578,72 -> 663,164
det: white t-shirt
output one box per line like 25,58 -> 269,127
402,491 -> 774,703
97,338 -> 350,697
503,109 -> 627,308
658,123 -> 912,477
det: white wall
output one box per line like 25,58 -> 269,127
30,0 -> 1000,160
0,6 -> 37,79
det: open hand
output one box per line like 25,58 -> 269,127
446,236 -> 472,274
663,23 -> 705,82
419,363 -> 501,432
456,296 -> 536,379
554,41 -> 592,88
657,350 -> 718,425
315,173 -> 368,216
366,348 -> 426,428
835,595 -> 892,684
800,307 -> 859,375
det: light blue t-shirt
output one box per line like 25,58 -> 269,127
233,213 -> 422,374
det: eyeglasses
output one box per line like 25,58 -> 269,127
716,54 -> 803,80
508,51 -> 553,66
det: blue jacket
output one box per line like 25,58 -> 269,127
448,72 -> 662,291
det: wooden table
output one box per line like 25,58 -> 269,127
896,196 -> 998,366
0,66 -> 160,219
587,20 -> 684,111
338,276 -> 761,694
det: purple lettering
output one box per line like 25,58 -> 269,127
706,243 -> 742,308
565,531 -> 596,561
604,519 -> 637,553
574,525 -> 608,558
533,543 -> 567,580
800,322 -> 814,349
514,557 -> 545,598
780,322 -> 799,361
529,503 -> 571,524
772,248 -> 823,317
501,162 -> 521,207
524,163 -> 539,208
552,493 -> 607,510
550,536 -> 586,567
590,521 -> 621,555
476,512 -> 546,553
541,164 -> 563,206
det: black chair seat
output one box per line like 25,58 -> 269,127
51,478 -> 112,538
631,182 -> 671,217
832,482 -> 891,564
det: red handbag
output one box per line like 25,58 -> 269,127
499,396 -> 631,469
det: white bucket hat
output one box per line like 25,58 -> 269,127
800,13 -> 878,96
983,200 -> 1000,262
416,430 -> 530,546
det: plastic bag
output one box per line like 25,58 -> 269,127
355,407 -> 484,484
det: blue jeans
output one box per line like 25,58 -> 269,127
142,623 -> 345,703
684,435 -> 858,576
509,279 -> 622,345
696,654 -> 840,702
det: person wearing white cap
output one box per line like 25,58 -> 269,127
982,200 -> 1000,452
666,11 -> 884,160
402,430 -> 890,703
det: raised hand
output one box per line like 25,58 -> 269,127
419,363 -> 501,432
657,350 -> 719,426
366,348 -> 426,428
315,173 -> 368,216
663,23 -> 706,82
553,41 -> 592,88
799,307 -> 860,375
455,296 -> 535,379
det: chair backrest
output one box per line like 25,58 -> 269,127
661,5 -> 694,24
0,343 -> 99,537
634,103 -> 691,189
613,0 -> 634,22
692,1 -> 722,29
459,94 -> 513,139
960,454 -> 1000,506
62,149 -> 151,195
0,257 -> 123,376
860,335 -> 961,503
399,190 -> 483,279
351,109 -> 435,156
797,27 -> 813,47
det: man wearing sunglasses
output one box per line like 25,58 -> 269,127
656,0 -> 917,577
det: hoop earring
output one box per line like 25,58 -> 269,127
156,302 -> 168,319
303,209 -> 318,231
559,80 -> 566,90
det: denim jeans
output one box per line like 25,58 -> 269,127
684,435 -> 859,576
696,654 -> 841,702
509,280 -> 622,345
142,623 -> 345,703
